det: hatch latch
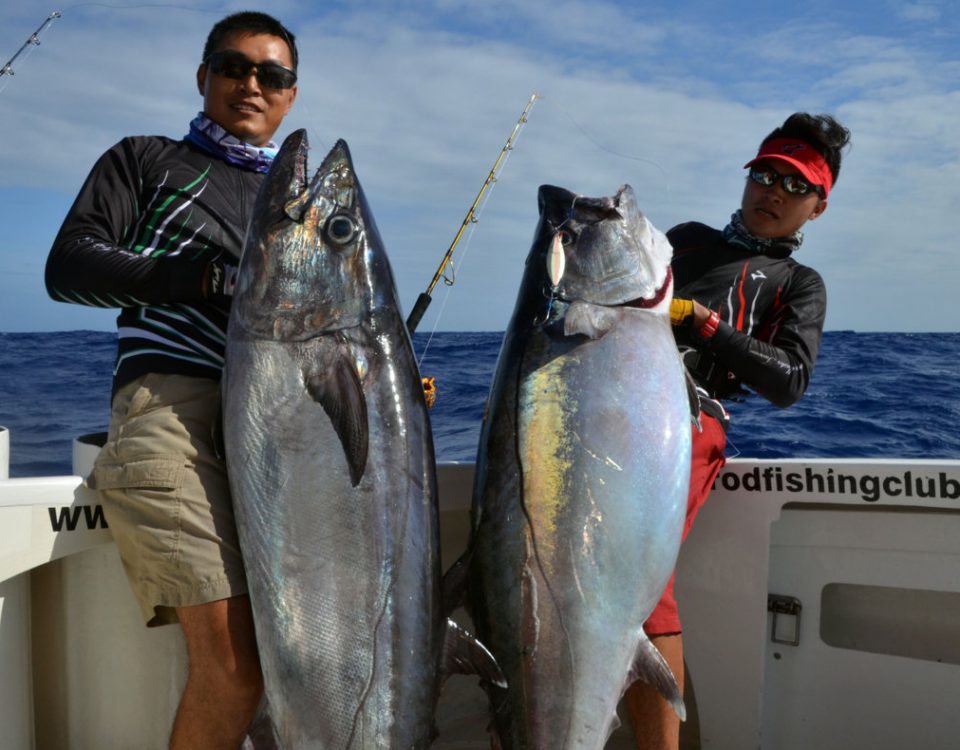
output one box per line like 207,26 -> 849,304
768,594 -> 802,646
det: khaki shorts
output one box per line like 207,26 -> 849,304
90,373 -> 246,626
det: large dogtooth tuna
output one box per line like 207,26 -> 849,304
223,131 -> 499,749
450,183 -> 692,748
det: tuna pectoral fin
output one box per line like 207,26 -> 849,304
304,357 -> 368,486
627,637 -> 687,721
563,300 -> 619,339
442,619 -> 507,688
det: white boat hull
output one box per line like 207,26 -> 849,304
2,426 -> 960,749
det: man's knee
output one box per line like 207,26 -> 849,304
178,596 -> 263,695
203,643 -> 263,693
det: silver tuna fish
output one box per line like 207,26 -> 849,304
223,131 -> 497,748
456,184 -> 691,748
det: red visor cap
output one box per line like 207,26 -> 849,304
744,137 -> 833,198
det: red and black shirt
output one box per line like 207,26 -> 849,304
669,221 -> 826,410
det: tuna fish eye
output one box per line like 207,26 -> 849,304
326,215 -> 357,245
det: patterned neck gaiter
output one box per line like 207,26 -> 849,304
722,210 -> 803,256
184,112 -> 278,173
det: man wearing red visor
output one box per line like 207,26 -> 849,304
626,112 -> 851,750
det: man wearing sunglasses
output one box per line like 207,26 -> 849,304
625,112 -> 851,750
45,11 -> 298,749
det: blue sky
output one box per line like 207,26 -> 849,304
1,0 -> 958,332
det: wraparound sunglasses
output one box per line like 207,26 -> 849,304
748,167 -> 822,197
204,50 -> 297,90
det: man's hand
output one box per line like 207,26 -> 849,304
670,298 -> 717,331
669,298 -> 695,326
422,376 -> 437,409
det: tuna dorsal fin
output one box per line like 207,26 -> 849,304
442,619 -> 507,689
304,355 -> 368,487
626,636 -> 687,721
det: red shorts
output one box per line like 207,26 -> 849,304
643,412 -> 727,636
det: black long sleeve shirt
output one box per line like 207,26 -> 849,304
669,221 -> 827,409
45,135 -> 264,392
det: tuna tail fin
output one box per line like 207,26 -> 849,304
627,636 -> 687,721
441,619 -> 507,689
304,354 -> 368,487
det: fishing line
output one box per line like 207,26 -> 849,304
555,101 -> 669,176
0,5 -> 245,94
407,93 -> 539,367
416,140 -> 516,370
542,98 -> 672,202
0,45 -> 40,96
288,92 -> 330,158
406,93 -> 538,344
0,11 -> 61,95
724,434 -> 742,460
62,3 -> 224,14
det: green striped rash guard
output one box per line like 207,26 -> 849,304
46,135 -> 266,393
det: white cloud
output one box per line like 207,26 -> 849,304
0,1 -> 957,332
898,2 -> 942,22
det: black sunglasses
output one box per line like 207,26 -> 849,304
748,167 -> 822,197
204,50 -> 297,90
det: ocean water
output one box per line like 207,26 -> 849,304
1,330 -> 958,478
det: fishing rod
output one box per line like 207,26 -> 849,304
0,11 -> 61,82
405,92 -> 539,334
